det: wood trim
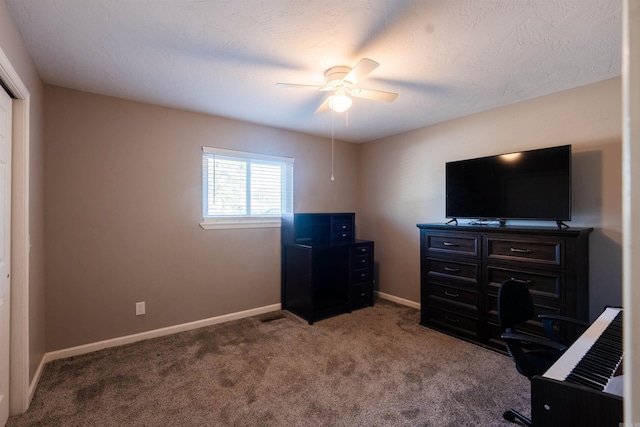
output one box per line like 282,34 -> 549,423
0,45 -> 31,415
375,291 -> 420,310
622,0 -> 640,420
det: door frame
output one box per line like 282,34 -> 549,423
0,46 -> 31,414
623,0 -> 640,420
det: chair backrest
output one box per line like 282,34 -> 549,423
498,279 -> 535,331
498,279 -> 561,379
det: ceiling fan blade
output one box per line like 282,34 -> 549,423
344,58 -> 379,85
350,88 -> 398,102
314,97 -> 331,114
276,83 -> 325,90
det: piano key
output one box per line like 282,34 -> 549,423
543,307 -> 622,384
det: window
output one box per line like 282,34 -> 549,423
201,147 -> 294,229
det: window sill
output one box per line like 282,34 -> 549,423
200,217 -> 282,230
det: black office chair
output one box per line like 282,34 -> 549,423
498,279 -> 589,425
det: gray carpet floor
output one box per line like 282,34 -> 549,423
7,299 -> 530,426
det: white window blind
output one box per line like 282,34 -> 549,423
201,147 -> 293,229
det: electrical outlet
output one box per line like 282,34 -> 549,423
136,301 -> 145,316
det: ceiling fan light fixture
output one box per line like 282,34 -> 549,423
277,58 -> 397,115
329,93 -> 352,112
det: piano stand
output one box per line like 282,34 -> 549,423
503,409 -> 531,426
532,376 -> 622,426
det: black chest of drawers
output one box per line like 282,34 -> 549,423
417,223 -> 592,352
282,213 -> 374,324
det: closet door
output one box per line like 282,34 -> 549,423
0,86 -> 13,425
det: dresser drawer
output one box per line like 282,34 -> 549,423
427,283 -> 478,309
332,216 -> 352,231
332,230 -> 353,242
427,258 -> 478,282
351,268 -> 371,283
425,233 -> 480,258
352,254 -> 371,268
426,306 -> 479,338
485,266 -> 563,301
351,283 -> 372,309
485,236 -> 562,266
352,244 -> 372,255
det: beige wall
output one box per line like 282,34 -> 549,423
45,78 -> 622,350
358,77 -> 623,321
43,86 -> 359,351
0,1 -> 46,383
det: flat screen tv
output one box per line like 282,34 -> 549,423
445,145 -> 571,223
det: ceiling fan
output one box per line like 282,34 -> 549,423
276,58 -> 398,114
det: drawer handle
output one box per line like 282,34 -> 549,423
360,259 -> 367,264
443,241 -> 459,247
510,277 -> 532,284
359,248 -> 367,252
341,225 -> 347,229
443,266 -> 460,272
360,293 -> 366,297
342,233 -> 347,237
360,273 -> 366,278
444,316 -> 460,324
444,291 -> 460,298
510,247 -> 532,254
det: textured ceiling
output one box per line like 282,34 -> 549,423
6,0 -> 621,143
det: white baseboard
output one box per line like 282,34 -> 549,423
28,355 -> 46,405
43,303 -> 281,364
375,291 -> 421,310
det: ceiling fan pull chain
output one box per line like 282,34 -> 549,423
331,110 -> 335,181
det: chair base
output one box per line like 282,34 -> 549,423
503,409 -> 532,426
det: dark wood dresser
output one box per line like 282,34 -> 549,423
417,223 -> 592,352
282,213 -> 374,324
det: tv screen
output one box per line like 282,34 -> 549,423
445,145 -> 571,221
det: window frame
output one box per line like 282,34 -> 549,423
200,147 -> 294,230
